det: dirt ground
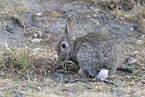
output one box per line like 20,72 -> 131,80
0,0 -> 145,97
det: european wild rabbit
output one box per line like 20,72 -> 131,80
56,15 -> 120,80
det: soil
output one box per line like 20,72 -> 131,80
0,0 -> 143,47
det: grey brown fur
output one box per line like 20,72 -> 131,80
56,16 -> 120,79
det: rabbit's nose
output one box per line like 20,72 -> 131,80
89,75 -> 96,78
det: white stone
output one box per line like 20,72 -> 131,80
36,12 -> 42,16
134,51 -> 138,54
136,39 -> 143,44
129,27 -> 134,31
32,39 -> 42,43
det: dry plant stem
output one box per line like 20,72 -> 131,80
63,78 -> 96,83
103,80 -> 118,87
59,60 -> 79,71
64,78 -> 118,87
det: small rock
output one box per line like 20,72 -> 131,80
129,27 -> 134,30
89,6 -> 95,10
128,58 -> 137,64
136,39 -> 143,44
126,75 -> 131,78
58,28 -> 61,31
134,51 -> 138,54
37,86 -> 41,90
36,12 -> 42,16
32,39 -> 42,43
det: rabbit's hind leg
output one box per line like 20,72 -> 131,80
108,62 -> 118,78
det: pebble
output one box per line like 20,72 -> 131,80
36,12 -> 42,16
32,39 -> 42,43
58,28 -> 61,31
134,51 -> 138,54
129,27 -> 134,30
89,6 -> 95,10
126,75 -> 131,78
37,86 -> 41,90
136,39 -> 143,44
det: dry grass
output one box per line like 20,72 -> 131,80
87,0 -> 145,33
0,41 -> 145,96
0,43 -> 57,79
111,4 -> 145,21
0,2 -> 29,14
0,1 -> 30,28
1,76 -> 145,96
42,9 -> 60,18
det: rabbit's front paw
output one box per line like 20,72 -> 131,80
78,68 -> 89,78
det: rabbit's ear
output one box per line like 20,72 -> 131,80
65,15 -> 76,40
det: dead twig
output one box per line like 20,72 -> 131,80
63,78 -> 118,87
117,66 -> 133,73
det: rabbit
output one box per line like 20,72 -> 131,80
55,15 -> 120,80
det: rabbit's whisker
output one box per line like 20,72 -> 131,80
57,60 -> 79,72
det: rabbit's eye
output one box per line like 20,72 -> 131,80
61,42 -> 68,49
62,43 -> 66,48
